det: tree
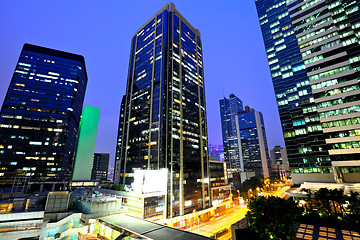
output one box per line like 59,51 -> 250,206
239,176 -> 264,198
347,191 -> 360,226
330,189 -> 346,216
35,197 -> 46,209
301,188 -> 315,214
246,196 -> 303,240
54,233 -> 61,239
313,188 -> 332,215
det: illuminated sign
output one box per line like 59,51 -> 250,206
70,181 -> 99,187
132,169 -> 168,194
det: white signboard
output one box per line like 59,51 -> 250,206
132,169 -> 168,194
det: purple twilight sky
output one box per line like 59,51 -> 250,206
0,1 -> 285,168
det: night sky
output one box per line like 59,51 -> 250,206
0,1 -> 285,168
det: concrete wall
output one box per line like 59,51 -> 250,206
291,173 -> 335,184
343,173 -> 360,183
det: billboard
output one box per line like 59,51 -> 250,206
132,169 -> 168,194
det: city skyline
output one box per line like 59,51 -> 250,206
0,1 -> 285,167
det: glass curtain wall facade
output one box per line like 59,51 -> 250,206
255,0 -> 331,183
236,107 -> 270,178
92,153 -> 110,181
219,94 -> 243,170
288,0 -> 360,183
115,3 -> 210,217
0,44 -> 87,185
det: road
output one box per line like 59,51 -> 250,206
187,204 -> 248,239
185,183 -> 291,239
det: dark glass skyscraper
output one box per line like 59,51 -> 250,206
219,94 -> 243,170
236,106 -> 270,180
115,3 -> 210,217
0,44 -> 87,185
92,153 -> 110,181
255,0 -> 330,183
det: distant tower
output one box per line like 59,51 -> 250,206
270,146 -> 290,179
219,94 -> 243,169
92,153 -> 110,181
236,106 -> 270,181
114,3 -> 210,217
0,44 -> 88,185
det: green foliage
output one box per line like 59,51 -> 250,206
302,188 -> 360,229
54,233 -> 61,239
238,176 -> 264,198
246,196 -> 303,240
35,197 -> 46,208
110,184 -> 125,191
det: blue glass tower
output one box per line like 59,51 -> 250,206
0,44 -> 87,185
115,3 -> 210,217
236,106 -> 270,179
219,94 -> 243,170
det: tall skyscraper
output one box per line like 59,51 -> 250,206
288,0 -> 360,183
92,153 -> 110,181
115,3 -> 210,217
236,106 -> 270,180
220,94 -> 270,182
0,44 -> 88,185
219,94 -> 243,169
255,0 -> 360,183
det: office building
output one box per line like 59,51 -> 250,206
256,0 -> 360,183
236,106 -> 270,181
270,145 -> 290,179
209,144 -> 224,162
72,106 -> 100,181
255,0 -> 330,184
115,3 -> 210,217
220,94 -> 270,182
0,44 -> 87,185
287,0 -> 360,183
209,160 -> 231,207
91,153 -> 110,181
219,94 -> 243,170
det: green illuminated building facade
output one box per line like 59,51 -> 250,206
72,105 -> 100,181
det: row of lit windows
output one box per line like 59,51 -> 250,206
298,25 -> 334,43
322,117 -> 360,129
320,105 -> 360,118
315,84 -> 359,98
311,79 -> 337,90
327,128 -> 360,139
291,167 -> 332,174
0,124 -> 63,132
284,125 -> 322,138
332,141 -> 360,150
341,167 -> 360,173
302,39 -> 341,58
316,94 -> 360,109
309,65 -> 351,81
296,17 -> 332,36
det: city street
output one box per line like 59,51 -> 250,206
185,182 -> 290,239
188,204 -> 248,238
